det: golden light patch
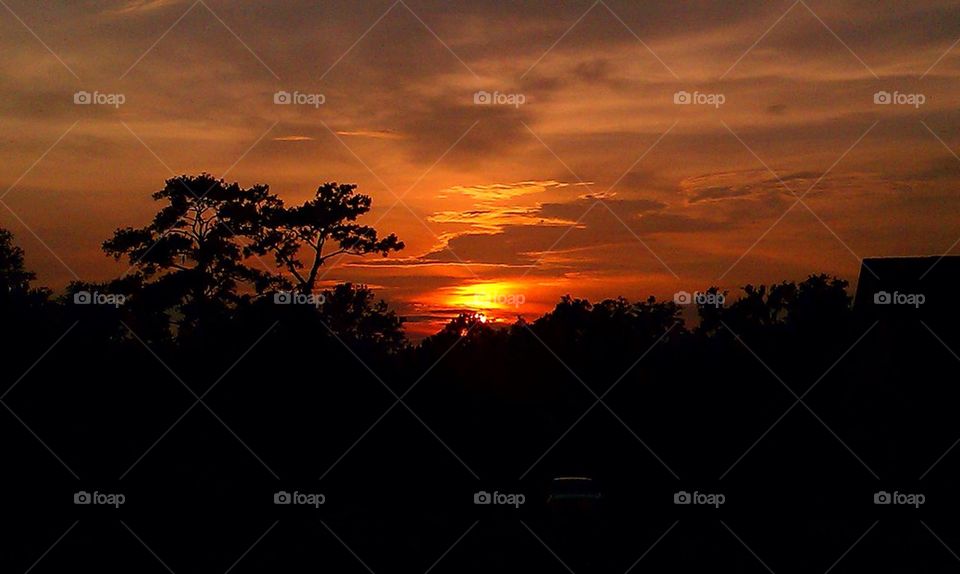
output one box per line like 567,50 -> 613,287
445,281 -> 529,313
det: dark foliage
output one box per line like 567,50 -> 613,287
3,175 -> 958,572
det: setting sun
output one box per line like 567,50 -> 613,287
3,1 -> 960,571
445,281 -> 529,313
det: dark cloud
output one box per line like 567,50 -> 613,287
538,198 -> 666,221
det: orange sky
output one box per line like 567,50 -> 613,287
2,0 -> 960,337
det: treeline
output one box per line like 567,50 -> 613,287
4,177 -> 960,572
2,174 -> 956,490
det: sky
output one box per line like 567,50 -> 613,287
1,0 -> 959,337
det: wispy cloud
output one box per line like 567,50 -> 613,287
107,0 -> 186,15
441,180 -> 581,202
272,135 -> 314,142
335,130 -> 404,140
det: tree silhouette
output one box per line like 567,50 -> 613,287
423,311 -> 497,346
0,226 -> 36,298
102,174 -> 284,336
0,227 -> 58,375
242,182 -> 404,294
100,175 -> 406,342
0,226 -> 51,316
318,283 -> 406,351
704,274 -> 851,337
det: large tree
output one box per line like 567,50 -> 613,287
242,182 -> 404,294
102,175 -> 405,339
103,174 -> 284,334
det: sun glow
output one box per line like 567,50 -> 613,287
445,281 -> 528,313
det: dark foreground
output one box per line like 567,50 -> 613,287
5,268 -> 960,572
